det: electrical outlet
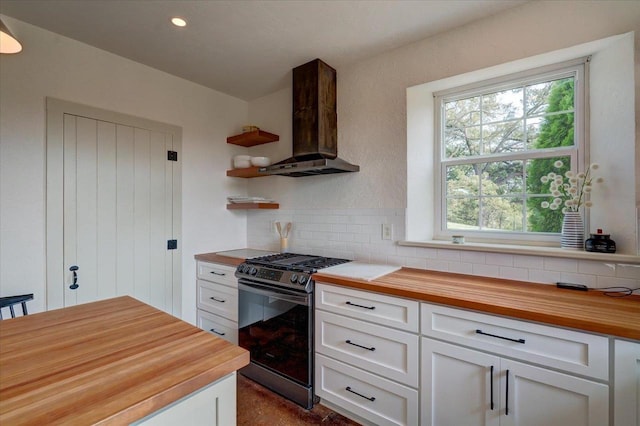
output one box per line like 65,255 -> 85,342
382,223 -> 392,240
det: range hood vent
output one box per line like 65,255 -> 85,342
260,59 -> 359,177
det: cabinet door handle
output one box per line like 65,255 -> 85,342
346,301 -> 375,310
210,328 -> 226,336
345,339 -> 376,351
210,271 -> 226,276
345,386 -> 375,402
476,329 -> 525,344
505,369 -> 510,416
490,365 -> 494,410
210,296 -> 226,303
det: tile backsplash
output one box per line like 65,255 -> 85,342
247,208 -> 640,289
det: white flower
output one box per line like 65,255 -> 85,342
554,198 -> 562,205
554,160 -> 564,168
585,201 -> 594,207
564,200 -> 572,207
583,185 -> 592,192
548,172 -> 556,179
577,172 -> 586,179
591,163 -> 599,170
552,191 -> 561,197
549,204 -> 559,210
541,201 -> 550,208
569,177 -> 578,184
565,171 -> 574,178
540,162 -> 602,212
568,187 -> 577,195
540,176 -> 549,183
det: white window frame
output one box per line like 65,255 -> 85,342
432,59 -> 587,245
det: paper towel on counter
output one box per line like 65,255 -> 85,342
318,262 -> 401,281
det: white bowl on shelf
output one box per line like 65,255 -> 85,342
250,156 -> 271,167
233,155 -> 252,168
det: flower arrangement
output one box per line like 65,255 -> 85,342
540,161 -> 603,213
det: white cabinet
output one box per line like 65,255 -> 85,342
134,372 -> 237,425
196,261 -> 238,344
614,339 -> 640,426
315,283 -> 419,426
421,303 -> 609,426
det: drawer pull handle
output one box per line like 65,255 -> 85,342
346,301 -> 375,310
476,329 -> 525,344
505,369 -> 510,415
210,328 -> 226,336
210,271 -> 226,276
210,296 -> 226,303
346,340 -> 376,351
490,365 -> 494,410
345,386 -> 375,402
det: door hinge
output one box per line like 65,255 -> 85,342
167,239 -> 178,250
167,151 -> 178,161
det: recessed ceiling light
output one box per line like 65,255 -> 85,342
171,17 -> 187,27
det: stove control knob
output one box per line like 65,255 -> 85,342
298,275 -> 308,285
236,265 -> 244,273
290,274 -> 298,284
249,267 -> 257,275
241,265 -> 249,274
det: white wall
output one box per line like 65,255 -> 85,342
247,2 -> 640,281
250,1 -> 640,211
0,16 -> 250,322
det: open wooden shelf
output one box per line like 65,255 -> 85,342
227,130 -> 279,147
226,167 -> 267,178
226,203 -> 279,210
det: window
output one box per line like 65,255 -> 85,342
434,61 -> 586,243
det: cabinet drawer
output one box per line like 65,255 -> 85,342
197,280 -> 238,321
315,354 -> 418,426
316,283 -> 419,332
197,261 -> 237,288
421,303 -> 609,380
316,311 -> 419,387
197,309 -> 238,345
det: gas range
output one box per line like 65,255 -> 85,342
235,253 -> 351,293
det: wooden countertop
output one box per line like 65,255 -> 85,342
313,267 -> 640,341
0,296 -> 249,425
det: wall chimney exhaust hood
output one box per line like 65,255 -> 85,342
259,59 -> 359,177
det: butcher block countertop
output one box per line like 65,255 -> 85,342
0,296 -> 249,425
314,267 -> 640,341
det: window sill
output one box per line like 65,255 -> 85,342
398,240 -> 640,264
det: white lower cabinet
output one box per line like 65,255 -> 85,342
315,283 -> 419,426
420,300 -> 610,426
196,261 -> 238,344
614,339 -> 640,426
134,372 -> 237,425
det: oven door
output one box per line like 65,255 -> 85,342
238,279 -> 313,387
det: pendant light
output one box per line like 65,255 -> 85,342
0,18 -> 23,54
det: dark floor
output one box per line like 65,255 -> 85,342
237,374 -> 361,426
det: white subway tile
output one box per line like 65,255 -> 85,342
461,251 -> 486,264
615,264 -> 640,280
415,247 -> 438,258
436,249 -> 461,261
354,234 -> 371,243
559,273 -> 597,288
577,260 -> 616,277
486,253 -> 514,267
528,269 -> 561,284
513,255 -> 544,269
386,255 -> 405,266
449,262 -> 473,275
543,257 -> 578,273
472,263 -> 500,279
426,259 -> 450,272
404,257 -> 428,269
498,267 -> 529,281
346,224 -> 363,233
595,276 -> 639,289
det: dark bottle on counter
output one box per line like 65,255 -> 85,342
585,229 -> 616,253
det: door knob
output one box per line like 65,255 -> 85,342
69,265 -> 79,290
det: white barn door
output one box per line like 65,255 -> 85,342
46,98 -> 182,315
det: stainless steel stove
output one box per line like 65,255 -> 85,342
235,252 -> 350,408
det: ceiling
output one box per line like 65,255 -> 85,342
0,0 -> 527,101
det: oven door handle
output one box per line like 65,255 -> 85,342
238,281 -> 310,305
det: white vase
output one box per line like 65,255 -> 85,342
561,211 -> 584,250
